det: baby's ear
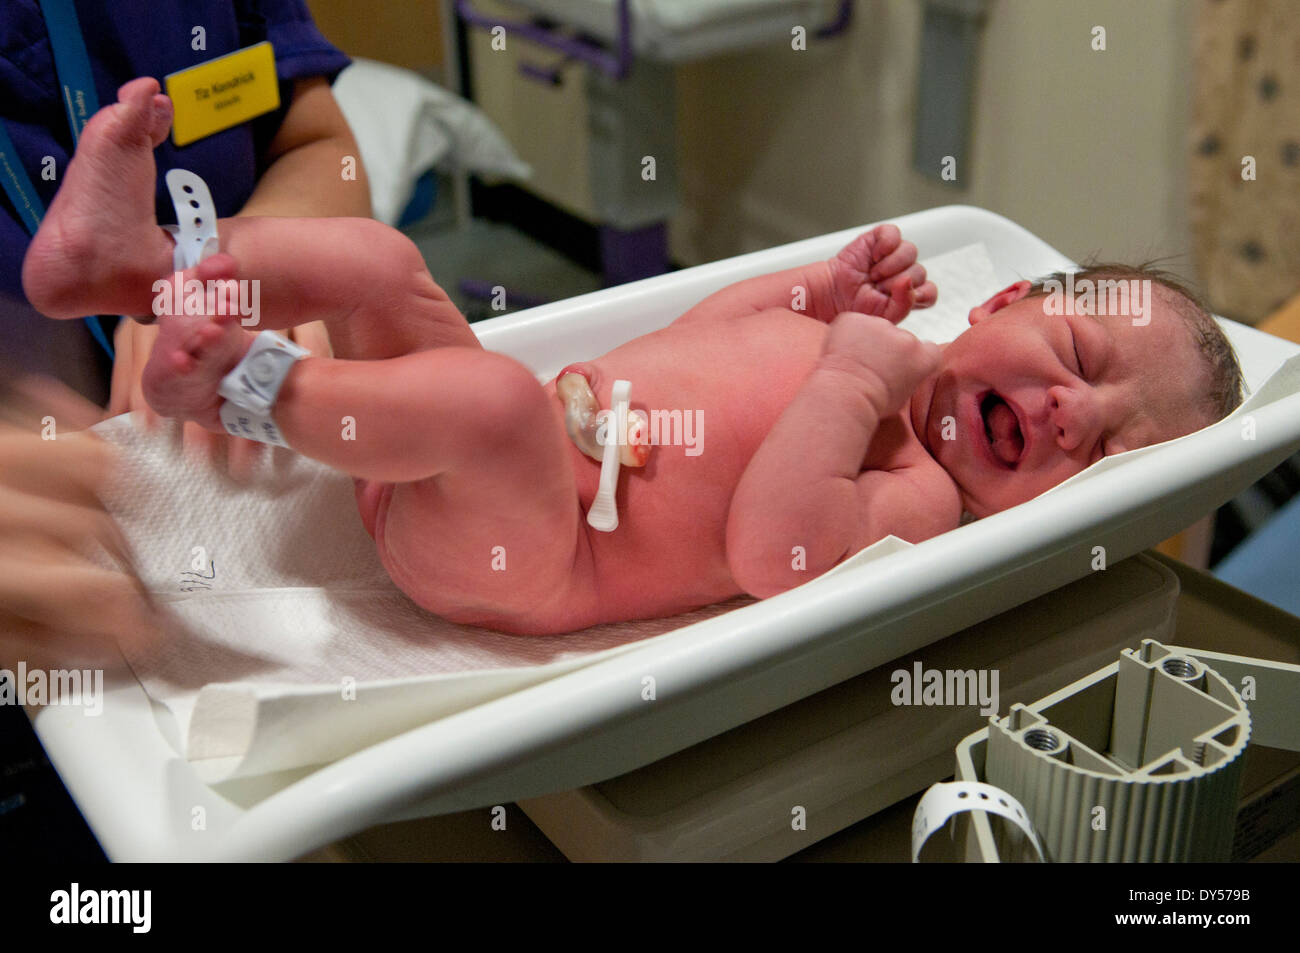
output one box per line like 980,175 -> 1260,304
968,280 -> 1033,325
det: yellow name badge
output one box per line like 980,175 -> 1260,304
165,41 -> 280,147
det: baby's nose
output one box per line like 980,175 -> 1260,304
1047,385 -> 1099,453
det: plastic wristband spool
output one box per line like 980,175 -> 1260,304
911,781 -> 1044,862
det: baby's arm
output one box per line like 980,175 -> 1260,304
676,225 -> 937,326
726,313 -> 958,597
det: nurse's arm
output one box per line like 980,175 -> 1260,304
234,77 -> 371,219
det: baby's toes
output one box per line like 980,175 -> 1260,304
191,318 -> 252,376
141,321 -> 196,417
188,319 -> 228,355
165,343 -> 196,376
147,94 -> 173,148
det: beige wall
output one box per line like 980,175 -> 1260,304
674,0 -> 1194,278
306,0 -> 444,75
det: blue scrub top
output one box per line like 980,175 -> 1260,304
0,0 -> 351,350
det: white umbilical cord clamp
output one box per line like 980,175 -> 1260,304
217,332 -> 309,448
587,379 -> 631,532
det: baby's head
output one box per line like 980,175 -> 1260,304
909,264 -> 1244,518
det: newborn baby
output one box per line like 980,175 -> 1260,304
24,80 -> 1244,635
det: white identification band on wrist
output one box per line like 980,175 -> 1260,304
219,402 -> 291,447
218,330 -> 310,415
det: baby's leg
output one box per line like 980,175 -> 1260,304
284,349 -> 593,628
22,77 -> 476,360
142,306 -> 590,627
174,216 -> 480,358
134,272 -> 550,479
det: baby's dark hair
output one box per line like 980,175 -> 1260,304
1025,263 -> 1245,423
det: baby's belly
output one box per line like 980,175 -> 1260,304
367,311 -> 829,629
558,311 -> 827,615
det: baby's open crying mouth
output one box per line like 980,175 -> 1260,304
980,391 -> 1023,465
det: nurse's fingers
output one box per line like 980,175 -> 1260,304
289,320 -> 333,359
108,316 -> 138,418
224,431 -> 264,483
181,419 -> 221,467
0,373 -> 104,432
0,545 -> 160,646
0,430 -> 116,506
0,605 -> 159,672
126,321 -> 162,429
0,490 -> 138,575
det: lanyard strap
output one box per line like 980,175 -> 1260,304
0,124 -> 47,234
38,0 -> 101,145
0,0 -> 114,357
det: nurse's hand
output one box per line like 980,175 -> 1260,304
110,316 -> 332,480
0,375 -> 159,667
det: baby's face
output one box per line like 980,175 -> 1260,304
908,283 -> 1212,518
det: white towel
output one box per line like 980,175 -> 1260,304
331,59 -> 531,226
93,243 -> 1001,782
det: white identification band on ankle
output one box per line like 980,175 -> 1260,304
218,330 -> 310,416
219,402 -> 291,448
164,169 -> 220,270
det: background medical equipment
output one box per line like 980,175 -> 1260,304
452,0 -> 852,285
936,641 -> 1299,863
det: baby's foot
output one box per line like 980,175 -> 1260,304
141,257 -> 256,432
22,78 -> 177,319
829,225 -> 937,323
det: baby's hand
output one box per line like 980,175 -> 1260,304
819,311 -> 941,416
831,224 -> 938,323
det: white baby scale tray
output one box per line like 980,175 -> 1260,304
27,205 -> 1300,861
517,553 -> 1182,862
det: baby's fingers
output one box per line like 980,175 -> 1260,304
913,278 -> 938,309
868,238 -> 918,283
864,224 -> 901,263
880,273 -> 918,324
